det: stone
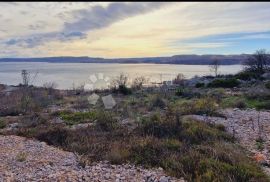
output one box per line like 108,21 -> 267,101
253,153 -> 267,164
0,135 -> 185,181
262,72 -> 270,79
52,117 -> 64,124
70,123 -> 93,130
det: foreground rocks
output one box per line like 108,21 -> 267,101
0,135 -> 185,182
187,108 -> 270,175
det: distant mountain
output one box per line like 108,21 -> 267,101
0,54 -> 249,65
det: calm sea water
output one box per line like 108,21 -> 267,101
0,62 -> 243,89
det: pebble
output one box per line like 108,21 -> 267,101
0,135 -> 185,182
188,108 -> 270,175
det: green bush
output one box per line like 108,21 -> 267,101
181,121 -> 233,144
140,115 -> 181,138
58,111 -> 97,125
265,81 -> 270,89
195,82 -> 205,88
118,85 -> 132,95
175,88 -> 185,96
234,99 -> 247,109
175,87 -> 201,98
182,98 -> 218,116
0,118 -> 6,129
256,101 -> 270,110
215,124 -> 226,131
150,95 -> 166,109
206,88 -> 226,103
235,71 -> 262,81
95,110 -> 119,131
207,78 -> 240,88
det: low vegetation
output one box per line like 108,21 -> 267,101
1,49 -> 270,181
0,118 -> 6,129
11,114 -> 268,181
207,78 -> 240,88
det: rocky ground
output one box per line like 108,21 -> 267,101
187,108 -> 270,175
0,135 -> 185,182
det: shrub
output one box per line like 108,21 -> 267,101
235,71 -> 262,81
180,143 -> 269,181
175,88 -> 200,98
16,152 -> 28,162
118,85 -> 132,95
195,82 -> 205,88
245,87 -> 270,100
175,88 -> 185,96
0,118 -> 6,129
150,95 -> 166,109
20,117 -> 268,182
265,81 -> 270,89
256,140 -> 264,151
132,76 -> 148,90
106,144 -> 130,164
175,88 -> 192,97
207,78 -> 240,88
181,121 -> 233,144
111,73 -> 132,95
193,98 -> 218,116
16,127 -> 38,138
169,97 -> 218,116
21,113 -> 47,127
206,88 -> 225,103
140,114 -> 181,138
95,110 -> 119,131
0,91 -> 23,116
173,73 -> 185,86
256,101 -> 270,110
58,111 -> 97,125
215,124 -> 226,131
234,99 -> 247,109
36,127 -> 68,146
73,96 -> 90,109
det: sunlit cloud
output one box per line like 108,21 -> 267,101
0,2 -> 270,58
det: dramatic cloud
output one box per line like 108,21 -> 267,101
1,2 -> 168,48
64,2 -> 167,33
0,2 -> 270,57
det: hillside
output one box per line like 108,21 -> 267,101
0,54 -> 249,65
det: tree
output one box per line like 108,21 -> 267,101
111,73 -> 129,89
21,70 -> 30,86
21,69 -> 38,86
173,73 -> 185,86
209,59 -> 220,77
110,73 -> 132,95
244,49 -> 270,74
132,76 -> 148,89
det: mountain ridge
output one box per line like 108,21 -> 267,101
0,54 -> 249,65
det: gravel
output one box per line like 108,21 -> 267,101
186,108 -> 270,175
0,135 -> 185,182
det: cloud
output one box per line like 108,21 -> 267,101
28,21 -> 47,31
2,2 -> 168,48
64,2 -> 168,33
4,31 -> 87,48
175,31 -> 270,44
1,2 -> 270,57
0,2 -> 18,6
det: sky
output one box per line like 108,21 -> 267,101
0,2 -> 270,58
